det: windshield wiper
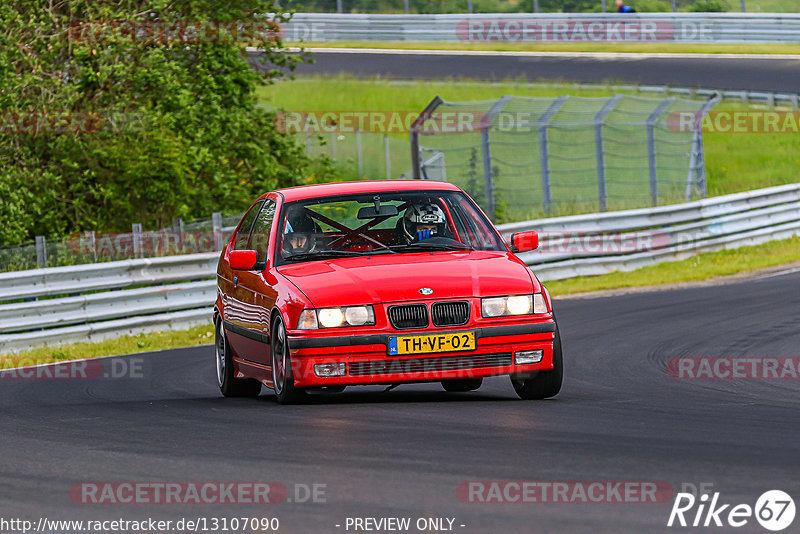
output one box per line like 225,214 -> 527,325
284,249 -> 393,262
389,242 -> 474,252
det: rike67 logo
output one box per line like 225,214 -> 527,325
668,489 -> 795,531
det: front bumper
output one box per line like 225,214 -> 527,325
287,321 -> 556,387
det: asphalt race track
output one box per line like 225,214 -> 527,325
3,270 -> 799,533
271,49 -> 800,92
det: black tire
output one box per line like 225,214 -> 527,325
511,324 -> 563,400
271,316 -> 307,405
215,317 -> 262,398
441,378 -> 483,392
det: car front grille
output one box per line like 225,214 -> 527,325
349,353 -> 512,376
388,304 -> 429,329
431,301 -> 470,327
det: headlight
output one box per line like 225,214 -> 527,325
297,306 -> 376,329
481,294 -> 548,317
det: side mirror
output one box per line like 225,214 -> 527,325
230,249 -> 257,270
510,231 -> 538,253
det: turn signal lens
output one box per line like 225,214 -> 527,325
297,310 -> 318,330
533,293 -> 548,314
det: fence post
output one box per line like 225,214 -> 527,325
132,223 -> 143,258
410,96 -> 443,179
336,0 -> 343,13
385,135 -> 392,179
671,0 -> 676,11
687,94 -> 721,200
594,95 -> 623,212
646,97 -> 675,207
172,217 -> 184,255
356,130 -> 363,176
330,131 -> 337,158
467,0 -> 473,13
533,0 -> 539,12
538,95 -> 568,215
305,125 -> 311,155
85,231 -> 97,263
35,236 -> 47,268
212,212 -> 223,250
478,96 -> 512,221
601,0 -> 606,12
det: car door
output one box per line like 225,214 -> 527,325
236,197 -> 279,367
222,199 -> 264,360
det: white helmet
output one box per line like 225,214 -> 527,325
402,202 -> 446,243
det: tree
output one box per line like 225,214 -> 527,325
0,0 -> 333,244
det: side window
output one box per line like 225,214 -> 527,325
248,199 -> 276,264
232,200 -> 264,251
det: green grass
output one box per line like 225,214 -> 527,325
258,75 -> 800,205
546,235 -> 800,296
0,323 -> 214,368
292,40 -> 800,55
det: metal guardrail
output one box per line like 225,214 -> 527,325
497,183 -> 800,280
2,183 -> 799,351
283,13 -> 800,44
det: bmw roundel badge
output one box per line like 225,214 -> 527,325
419,287 -> 433,295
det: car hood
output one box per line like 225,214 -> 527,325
277,251 -> 537,307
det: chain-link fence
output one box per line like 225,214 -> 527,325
410,93 -> 719,222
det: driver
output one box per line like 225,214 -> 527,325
400,201 -> 448,244
283,210 -> 317,256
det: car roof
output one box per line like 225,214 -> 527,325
273,180 -> 461,202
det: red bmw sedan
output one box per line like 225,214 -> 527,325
214,180 -> 562,404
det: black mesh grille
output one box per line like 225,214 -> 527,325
432,301 -> 470,327
350,353 -> 512,376
388,304 -> 429,330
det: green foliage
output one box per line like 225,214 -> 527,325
0,0 -> 335,245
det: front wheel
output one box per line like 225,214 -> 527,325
215,317 -> 262,398
510,324 -> 563,400
271,316 -> 307,405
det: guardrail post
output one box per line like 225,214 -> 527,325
791,94 -> 799,111
212,212 -> 223,250
330,131 -> 337,158
594,95 -> 623,212
35,236 -> 47,268
132,223 -> 143,258
646,97 -> 675,207
671,0 -> 676,11
538,95 -> 568,215
305,125 -> 311,155
356,130 -> 363,176
534,0 -> 539,12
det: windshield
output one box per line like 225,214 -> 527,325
276,190 -> 506,265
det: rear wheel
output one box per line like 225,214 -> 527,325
271,316 -> 307,405
511,324 -> 563,400
441,378 -> 483,392
215,317 -> 262,398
